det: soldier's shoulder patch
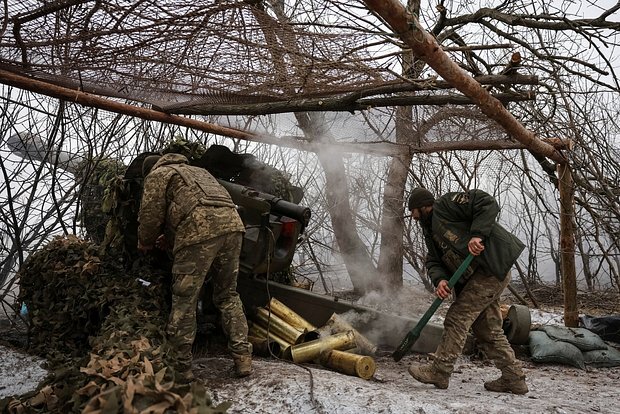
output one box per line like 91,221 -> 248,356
451,192 -> 470,204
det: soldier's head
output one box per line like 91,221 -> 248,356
408,187 -> 435,221
142,155 -> 161,177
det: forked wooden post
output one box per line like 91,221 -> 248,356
558,160 -> 578,327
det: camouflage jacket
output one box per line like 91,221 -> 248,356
420,189 -> 525,287
138,153 -> 244,254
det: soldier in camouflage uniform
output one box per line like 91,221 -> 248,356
407,188 -> 528,394
137,153 -> 253,381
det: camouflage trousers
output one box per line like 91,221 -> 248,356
432,271 -> 523,378
166,232 -> 252,371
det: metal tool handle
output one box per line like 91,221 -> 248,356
392,253 -> 474,362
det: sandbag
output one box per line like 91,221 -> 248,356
538,325 -> 608,351
583,345 -> 620,368
528,330 -> 585,369
580,314 -> 620,343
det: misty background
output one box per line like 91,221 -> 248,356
1,0 -> 620,314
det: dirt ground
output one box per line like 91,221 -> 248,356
1,282 -> 619,413
188,350 -> 620,414
2,332 -> 619,414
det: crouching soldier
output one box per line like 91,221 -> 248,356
407,187 -> 528,394
138,153 -> 253,382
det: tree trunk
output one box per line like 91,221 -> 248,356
248,3 -> 380,294
296,112 -> 380,294
377,146 -> 410,290
362,0 -> 565,164
376,0 -> 421,292
558,162 -> 578,327
576,235 -> 594,291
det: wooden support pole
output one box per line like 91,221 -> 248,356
0,69 -> 258,142
507,283 -> 529,306
362,0 -> 565,164
558,162 -> 579,327
0,69 -> 569,158
163,91 -> 535,116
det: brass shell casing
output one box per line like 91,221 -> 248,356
267,297 -> 317,331
249,322 -> 291,355
303,330 -> 321,342
319,349 -> 376,380
324,312 -> 377,355
254,307 -> 306,345
247,334 -> 282,357
288,331 -> 356,363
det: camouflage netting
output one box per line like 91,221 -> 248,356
3,235 -> 229,414
74,157 -> 128,247
1,2 -> 401,112
234,157 -> 295,203
162,136 -> 207,162
1,138 -> 303,412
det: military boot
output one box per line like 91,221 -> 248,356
408,364 -> 449,389
233,354 -> 252,377
484,374 -> 528,394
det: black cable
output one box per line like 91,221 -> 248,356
260,225 -> 326,414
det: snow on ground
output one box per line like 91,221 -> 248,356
3,313 -> 620,414
1,273 -> 619,413
0,346 -> 47,399
530,309 -> 566,326
2,343 -> 619,413
193,352 -> 620,414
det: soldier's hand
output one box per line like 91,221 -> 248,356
435,280 -> 451,299
468,237 -> 485,256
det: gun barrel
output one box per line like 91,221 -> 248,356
217,179 -> 311,227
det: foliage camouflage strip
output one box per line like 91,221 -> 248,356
75,157 -> 128,246
2,235 -> 229,413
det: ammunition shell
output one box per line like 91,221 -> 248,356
319,349 -> 376,380
249,320 -> 293,353
267,298 -> 317,331
254,307 -> 306,345
247,334 -> 282,357
303,330 -> 321,342
324,312 -> 377,355
289,331 -> 356,363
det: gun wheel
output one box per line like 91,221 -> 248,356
504,304 -> 531,345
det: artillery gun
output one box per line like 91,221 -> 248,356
7,132 -> 310,279
120,151 -> 311,278
8,132 -> 451,356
